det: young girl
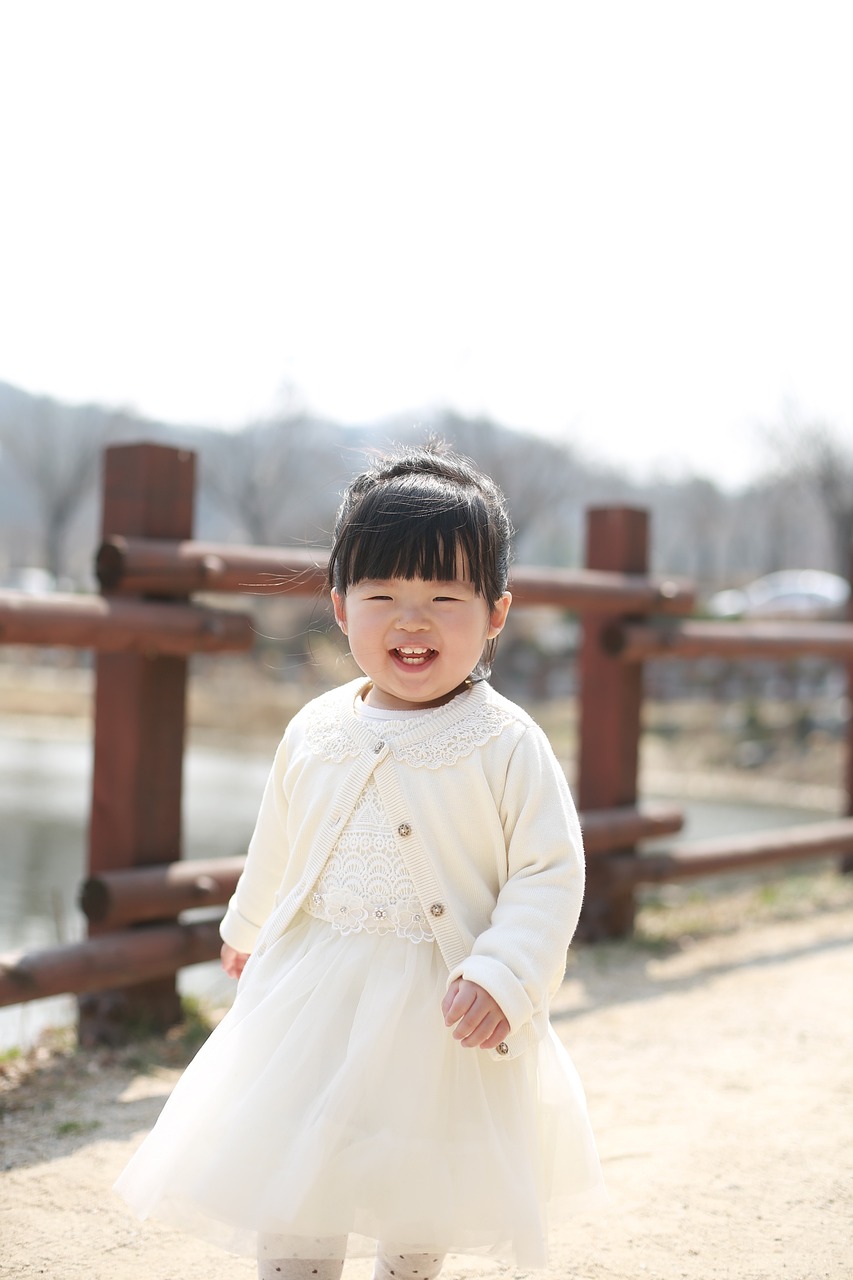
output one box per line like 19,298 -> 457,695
115,444 -> 605,1277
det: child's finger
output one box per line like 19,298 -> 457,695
443,988 -> 475,1028
440,981 -> 464,1020
451,992 -> 495,1043
478,1018 -> 511,1051
220,944 -> 249,979
443,981 -> 510,1048
442,979 -> 478,1024
458,1011 -> 504,1048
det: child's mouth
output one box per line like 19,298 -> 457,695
393,646 -> 436,666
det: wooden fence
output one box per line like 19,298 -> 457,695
1,442 -> 852,1043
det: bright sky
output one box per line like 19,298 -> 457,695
1,1 -> 852,489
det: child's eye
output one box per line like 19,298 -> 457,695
433,596 -> 461,603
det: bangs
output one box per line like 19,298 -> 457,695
330,477 -> 502,602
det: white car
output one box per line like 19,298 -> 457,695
706,569 -> 849,618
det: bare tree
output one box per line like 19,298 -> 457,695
642,476 -> 728,584
762,416 -> 853,577
200,413 -> 343,548
0,392 -> 133,581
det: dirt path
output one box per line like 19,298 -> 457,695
2,901 -> 851,1280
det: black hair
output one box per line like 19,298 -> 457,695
328,442 -> 513,677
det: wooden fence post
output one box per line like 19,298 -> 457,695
79,444 -> 196,1045
577,507 -> 648,938
845,544 -> 853,875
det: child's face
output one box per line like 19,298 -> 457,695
332,575 -> 511,711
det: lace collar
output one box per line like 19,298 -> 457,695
302,678 -> 519,769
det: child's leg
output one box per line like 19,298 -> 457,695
257,1235 -> 346,1280
373,1250 -> 445,1280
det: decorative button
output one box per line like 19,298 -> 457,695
496,1042 -> 509,1056
429,902 -> 445,918
373,740 -> 384,754
397,822 -> 412,837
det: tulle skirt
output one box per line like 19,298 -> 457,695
115,910 -> 605,1267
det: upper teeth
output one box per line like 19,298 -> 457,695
398,647 -> 429,654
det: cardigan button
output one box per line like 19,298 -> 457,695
429,902 -> 445,918
397,822 -> 412,837
373,740 -> 384,754
496,1041 -> 509,1056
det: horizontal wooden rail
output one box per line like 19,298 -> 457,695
96,536 -> 695,614
605,619 -> 853,662
97,539 -> 326,597
6,814 -> 844,1007
76,805 -> 687,932
78,805 -> 686,928
0,591 -> 255,654
0,920 -> 223,1008
80,857 -> 245,926
606,817 -> 853,884
581,803 -> 684,852
511,569 -> 692,613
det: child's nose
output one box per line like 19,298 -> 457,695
396,605 -> 429,630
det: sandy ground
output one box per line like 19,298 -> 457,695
2,892 -> 851,1280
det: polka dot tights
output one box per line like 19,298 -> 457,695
256,1237 -> 444,1280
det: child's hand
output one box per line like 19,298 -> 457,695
441,979 -> 510,1050
221,943 -> 250,979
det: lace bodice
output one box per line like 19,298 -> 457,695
304,777 -> 435,944
303,681 -> 516,767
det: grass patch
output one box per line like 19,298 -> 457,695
0,997 -> 221,1103
178,995 -> 217,1051
634,865 -> 853,947
55,1118 -> 101,1137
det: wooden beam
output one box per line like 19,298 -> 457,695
78,804 -> 687,929
97,538 -> 326,597
96,535 -> 695,614
581,804 -> 684,852
510,567 -> 692,613
0,591 -> 254,654
606,619 -> 853,662
80,857 -> 245,926
577,507 -> 649,938
607,817 -> 853,884
840,540 -> 845,870
0,921 -> 223,1008
83,443 -> 197,1043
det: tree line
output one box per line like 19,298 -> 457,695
1,378 -> 850,597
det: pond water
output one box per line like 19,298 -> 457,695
0,729 -> 274,1050
0,726 -> 835,1050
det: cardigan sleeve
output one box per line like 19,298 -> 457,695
219,734 -> 291,953
448,725 -> 585,1033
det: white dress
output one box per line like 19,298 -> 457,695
115,704 -> 605,1267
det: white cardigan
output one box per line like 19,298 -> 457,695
221,677 -> 585,1060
